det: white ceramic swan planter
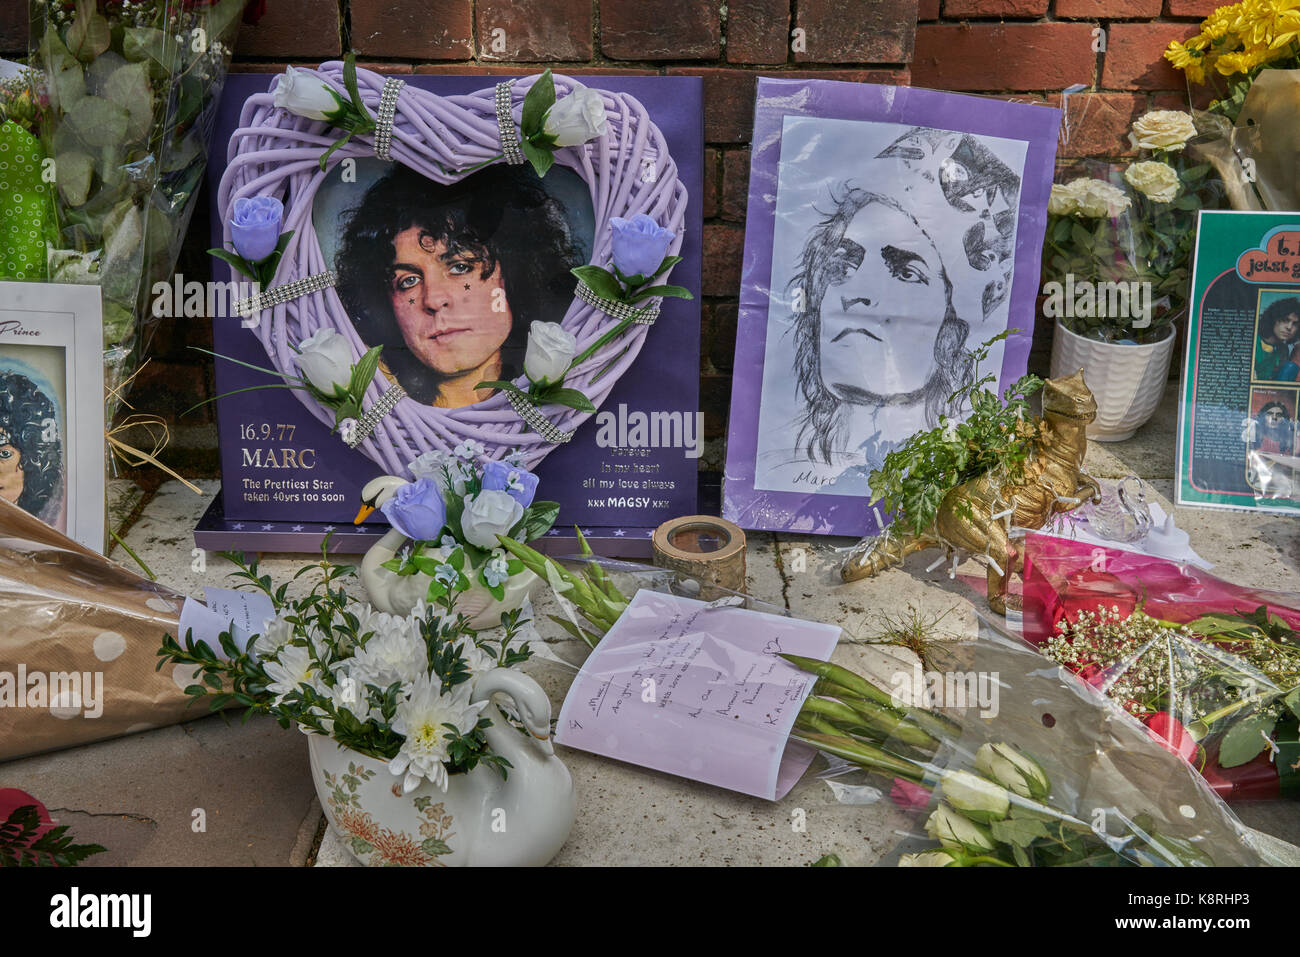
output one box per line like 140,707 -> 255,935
308,667 -> 577,866
355,475 -> 540,631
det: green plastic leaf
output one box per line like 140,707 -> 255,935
349,346 -> 384,398
521,139 -> 554,178
652,255 -> 684,279
571,264 -> 624,301
544,387 -> 596,413
630,283 -> 693,301
66,0 -> 112,63
1218,711 -> 1277,768
520,69 -> 556,138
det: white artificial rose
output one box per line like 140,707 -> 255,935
294,328 -> 353,395
1123,160 -> 1181,204
1073,178 -> 1132,218
272,65 -> 347,122
1129,110 -> 1197,152
459,489 -> 525,549
543,84 -> 608,147
523,320 -> 577,387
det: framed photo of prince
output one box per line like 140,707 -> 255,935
725,79 -> 1060,535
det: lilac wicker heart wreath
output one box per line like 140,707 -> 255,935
215,62 -> 687,476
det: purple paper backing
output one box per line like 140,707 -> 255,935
203,74 -> 702,555
722,77 -> 1061,537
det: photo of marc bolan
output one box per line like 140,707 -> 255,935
316,160 -> 595,410
753,116 -> 1027,497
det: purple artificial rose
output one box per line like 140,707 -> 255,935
230,195 -> 284,263
609,213 -> 674,280
379,478 -> 447,542
481,460 -> 539,507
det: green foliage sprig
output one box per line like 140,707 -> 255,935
867,332 -> 1044,537
0,805 -> 106,867
156,543 -> 533,780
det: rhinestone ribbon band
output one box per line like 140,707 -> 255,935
574,280 -> 660,325
233,270 -> 337,318
496,82 -> 526,165
345,383 -> 407,449
374,76 -> 404,161
506,390 -> 575,444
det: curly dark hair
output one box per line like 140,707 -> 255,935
1255,399 -> 1295,454
790,186 -> 973,464
0,370 -> 62,519
335,164 -> 583,403
1260,296 -> 1300,344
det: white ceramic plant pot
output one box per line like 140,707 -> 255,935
308,668 -> 576,867
1049,320 -> 1176,442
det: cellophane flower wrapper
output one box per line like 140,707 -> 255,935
1182,69 -> 1300,213
29,0 -> 247,425
1043,94 -> 1222,345
536,555 -> 850,802
822,609 -> 1276,866
1019,532 -> 1300,805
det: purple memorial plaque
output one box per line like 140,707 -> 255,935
202,74 -> 702,554
723,78 -> 1060,536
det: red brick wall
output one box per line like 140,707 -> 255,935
8,1 -> 1208,470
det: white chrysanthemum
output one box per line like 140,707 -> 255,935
250,613 -> 295,660
262,643 -> 318,706
458,639 -> 498,675
348,615 -> 427,694
389,678 -> 486,793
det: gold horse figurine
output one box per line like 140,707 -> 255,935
841,370 -> 1103,615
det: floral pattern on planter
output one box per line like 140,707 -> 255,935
322,761 -> 455,867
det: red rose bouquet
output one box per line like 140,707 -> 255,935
1022,533 -> 1300,802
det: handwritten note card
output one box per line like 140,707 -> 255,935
554,590 -> 840,800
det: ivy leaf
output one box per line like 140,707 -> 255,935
1218,711 -> 1277,767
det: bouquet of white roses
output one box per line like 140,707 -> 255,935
1042,109 -> 1219,344
157,547 -> 535,794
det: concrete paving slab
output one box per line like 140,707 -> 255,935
14,434 -> 1299,867
1,713 -> 318,866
